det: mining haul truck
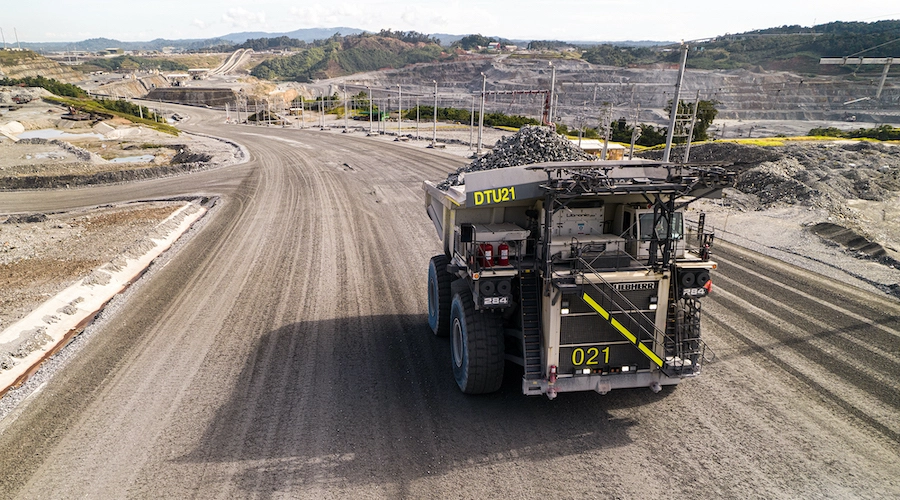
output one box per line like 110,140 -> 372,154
424,159 -> 735,398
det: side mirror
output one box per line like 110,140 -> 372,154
460,223 -> 475,243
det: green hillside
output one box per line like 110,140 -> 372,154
250,32 -> 451,82
582,20 -> 900,74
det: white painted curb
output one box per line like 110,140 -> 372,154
0,202 -> 207,395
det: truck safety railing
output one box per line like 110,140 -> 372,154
573,257 -> 711,377
548,237 -> 644,273
526,161 -> 736,199
684,213 -> 716,261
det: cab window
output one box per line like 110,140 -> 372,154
639,212 -> 683,240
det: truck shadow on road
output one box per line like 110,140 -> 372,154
179,314 -> 668,495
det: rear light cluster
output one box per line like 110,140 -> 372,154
577,365 -> 638,375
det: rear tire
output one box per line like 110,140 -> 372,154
427,255 -> 453,337
450,282 -> 505,394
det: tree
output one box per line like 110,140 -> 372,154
454,34 -> 494,51
527,40 -> 574,51
635,124 -> 666,146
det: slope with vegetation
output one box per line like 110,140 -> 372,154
2,75 -> 178,135
249,31 -> 450,82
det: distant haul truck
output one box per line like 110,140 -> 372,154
424,159 -> 734,398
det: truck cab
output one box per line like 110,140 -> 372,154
613,205 -> 685,261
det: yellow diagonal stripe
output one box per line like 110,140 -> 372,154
638,343 -> 664,367
581,292 -> 663,368
610,318 -> 637,344
581,293 -> 609,320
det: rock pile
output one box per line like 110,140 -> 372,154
641,141 -> 900,209
640,142 -> 782,166
437,126 -> 594,189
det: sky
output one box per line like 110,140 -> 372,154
4,0 -> 900,43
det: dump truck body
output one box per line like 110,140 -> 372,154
425,159 -> 733,398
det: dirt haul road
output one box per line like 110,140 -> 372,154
0,109 -> 898,499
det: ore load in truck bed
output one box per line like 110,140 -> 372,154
436,126 -> 595,190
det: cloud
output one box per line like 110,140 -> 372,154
288,5 -> 343,27
192,19 -> 206,30
222,8 -> 267,30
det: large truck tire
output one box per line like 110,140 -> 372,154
427,255 -> 453,337
449,281 -> 505,394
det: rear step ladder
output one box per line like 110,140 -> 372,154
520,270 -> 543,382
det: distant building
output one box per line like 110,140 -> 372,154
166,73 -> 191,86
188,68 -> 209,80
569,138 -> 627,160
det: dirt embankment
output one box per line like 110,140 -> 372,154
0,202 -> 188,331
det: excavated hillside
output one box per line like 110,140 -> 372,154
91,75 -> 169,99
326,56 -> 900,126
0,50 -> 81,84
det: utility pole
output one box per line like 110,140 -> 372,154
469,96 -> 475,150
548,62 -> 556,125
343,82 -> 348,133
628,103 -> 641,160
431,80 -> 438,148
600,103 -> 611,160
397,84 -> 402,136
683,90 -> 701,162
415,97 -> 420,139
477,72 -> 486,154
367,86 -> 373,135
663,43 -> 689,162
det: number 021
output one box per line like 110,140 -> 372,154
571,346 -> 611,366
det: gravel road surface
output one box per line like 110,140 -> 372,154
0,108 -> 897,499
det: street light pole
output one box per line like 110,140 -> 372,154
469,96 -> 475,150
663,43 -> 689,163
366,86 -> 373,135
431,80 -> 437,148
548,61 -> 556,126
477,72 -> 486,154
343,82 -> 348,133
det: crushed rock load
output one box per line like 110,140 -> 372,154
437,126 -> 595,190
